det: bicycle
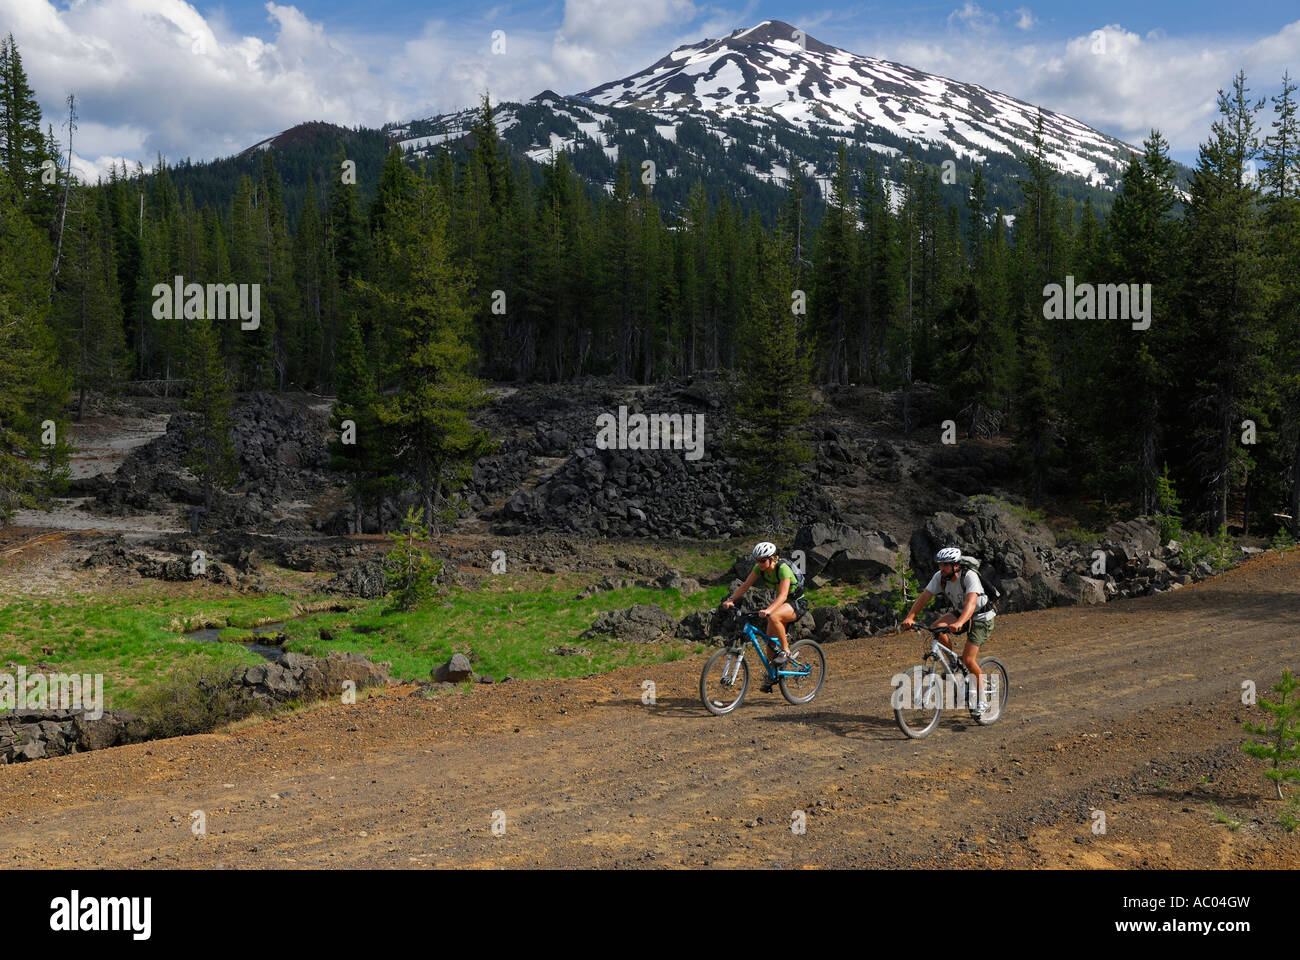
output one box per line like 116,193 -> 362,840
700,606 -> 826,716
893,622 -> 1008,739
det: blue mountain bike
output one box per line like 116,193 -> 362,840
700,607 -> 826,716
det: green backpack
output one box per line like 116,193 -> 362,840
777,556 -> 806,599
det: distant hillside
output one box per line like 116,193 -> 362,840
165,122 -> 392,223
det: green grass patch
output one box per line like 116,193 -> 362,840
0,569 -> 731,708
1055,526 -> 1104,547
968,494 -> 1047,527
1207,801 -> 1245,830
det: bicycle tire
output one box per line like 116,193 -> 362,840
700,645 -> 749,716
779,639 -> 826,704
972,657 -> 1008,725
894,663 -> 943,739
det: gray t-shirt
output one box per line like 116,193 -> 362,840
925,569 -> 994,621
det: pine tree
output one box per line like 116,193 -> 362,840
0,36 -> 46,207
293,176 -> 326,385
329,311 -> 391,533
1180,72 -> 1273,530
730,229 -> 815,525
383,507 -> 442,611
812,143 -> 857,384
54,185 -> 126,419
363,174 -> 495,531
1262,73 -> 1299,199
183,314 -> 237,511
1241,669 -> 1300,800
940,171 -> 1013,437
0,169 -> 67,518
860,153 -> 899,386
252,152 -> 293,389
1012,112 -> 1066,503
1260,75 -> 1300,538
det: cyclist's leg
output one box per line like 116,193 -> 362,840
932,612 -> 959,646
962,618 -> 992,702
767,603 -> 797,654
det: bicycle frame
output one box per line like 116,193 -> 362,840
924,635 -> 965,679
919,631 -> 997,705
724,617 -> 811,682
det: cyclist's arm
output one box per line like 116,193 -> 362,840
901,589 -> 933,627
954,590 -> 980,630
725,570 -> 758,605
764,575 -> 791,615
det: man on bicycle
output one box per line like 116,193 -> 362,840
901,546 -> 996,714
722,542 -> 806,664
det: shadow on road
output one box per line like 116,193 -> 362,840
754,708 -> 904,741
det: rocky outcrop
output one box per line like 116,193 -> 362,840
793,523 -> 902,582
232,651 -> 389,708
322,560 -> 388,599
89,391 -> 335,532
577,569 -> 702,599
431,653 -> 473,683
582,604 -> 676,643
0,709 -> 139,763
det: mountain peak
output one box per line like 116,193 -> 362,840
576,20 -> 1132,186
721,20 -> 838,53
392,20 -> 1137,203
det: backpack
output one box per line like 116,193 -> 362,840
775,556 -> 806,599
959,555 -> 1002,613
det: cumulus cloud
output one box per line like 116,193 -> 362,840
863,18 -> 1300,155
0,0 -> 703,175
2,0 -> 1297,175
561,0 -> 697,48
947,3 -> 998,34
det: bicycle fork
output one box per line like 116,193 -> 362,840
725,650 -> 745,685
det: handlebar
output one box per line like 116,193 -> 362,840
910,622 -> 968,635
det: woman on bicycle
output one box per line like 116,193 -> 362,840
722,542 -> 807,663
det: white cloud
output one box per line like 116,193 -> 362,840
0,0 -> 706,173
861,18 -> 1300,155
2,0 -> 1297,174
946,3 -> 998,34
561,0 -> 697,48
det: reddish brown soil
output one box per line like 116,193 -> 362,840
2,551 -> 1298,869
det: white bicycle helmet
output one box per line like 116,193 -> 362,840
935,546 -> 962,564
751,541 -> 777,561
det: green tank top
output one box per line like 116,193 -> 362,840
753,560 -> 803,598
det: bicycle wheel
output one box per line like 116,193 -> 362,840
700,645 -> 749,716
894,663 -> 943,739
779,640 -> 826,704
972,657 -> 1008,725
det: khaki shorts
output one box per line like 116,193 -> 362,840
966,617 -> 994,646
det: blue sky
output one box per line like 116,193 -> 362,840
1,0 -> 1296,178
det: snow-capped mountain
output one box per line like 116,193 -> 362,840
389,20 -> 1145,217
580,20 -> 1131,186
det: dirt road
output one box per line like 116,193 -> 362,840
3,552 -> 1299,869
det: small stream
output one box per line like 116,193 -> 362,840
185,622 -> 287,661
